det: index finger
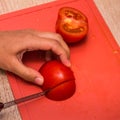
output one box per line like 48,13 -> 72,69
29,30 -> 70,58
19,34 -> 71,67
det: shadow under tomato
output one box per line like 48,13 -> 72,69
68,35 -> 88,47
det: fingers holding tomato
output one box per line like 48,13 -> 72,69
56,7 -> 88,43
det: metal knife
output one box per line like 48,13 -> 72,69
0,89 -> 50,111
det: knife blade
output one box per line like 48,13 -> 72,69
0,89 -> 50,111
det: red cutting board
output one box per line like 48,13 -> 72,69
0,0 -> 120,120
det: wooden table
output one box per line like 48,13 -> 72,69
0,0 -> 120,120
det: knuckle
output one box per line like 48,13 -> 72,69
56,33 -> 62,38
23,33 -> 34,39
51,40 -> 61,49
56,33 -> 64,40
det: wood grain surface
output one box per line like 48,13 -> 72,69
0,0 -> 120,120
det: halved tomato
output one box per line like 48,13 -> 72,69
56,7 -> 88,43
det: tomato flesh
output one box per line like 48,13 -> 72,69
39,60 -> 76,101
56,7 -> 88,43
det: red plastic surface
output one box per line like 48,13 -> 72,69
0,0 -> 120,120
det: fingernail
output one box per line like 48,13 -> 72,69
34,77 -> 44,85
65,60 -> 71,67
67,61 -> 71,67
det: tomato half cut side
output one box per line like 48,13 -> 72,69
56,7 -> 88,43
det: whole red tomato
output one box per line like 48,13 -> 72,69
39,60 -> 76,101
56,7 -> 88,43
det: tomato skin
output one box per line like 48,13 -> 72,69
46,80 -> 76,101
39,60 -> 76,101
56,7 -> 88,43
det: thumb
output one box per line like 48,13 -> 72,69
10,58 -> 44,86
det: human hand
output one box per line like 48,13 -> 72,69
0,29 -> 70,85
